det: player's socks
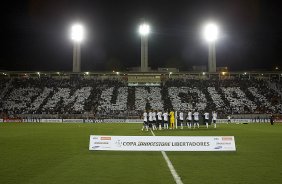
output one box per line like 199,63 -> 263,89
206,123 -> 208,128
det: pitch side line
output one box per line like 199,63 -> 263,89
150,130 -> 184,184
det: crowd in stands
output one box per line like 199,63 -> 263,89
0,77 -> 281,119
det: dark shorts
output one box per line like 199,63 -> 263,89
194,120 -> 199,123
204,119 -> 209,123
213,120 -> 216,123
144,121 -> 148,125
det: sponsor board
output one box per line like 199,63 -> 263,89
89,135 -> 236,151
125,119 -> 143,123
62,119 -> 84,123
275,119 -> 282,123
0,119 -> 3,122
217,119 -> 270,123
3,118 -> 23,122
84,119 -> 143,123
41,119 -> 63,123
102,119 -> 126,123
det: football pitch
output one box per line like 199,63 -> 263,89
0,123 -> 281,184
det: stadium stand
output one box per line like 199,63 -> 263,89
0,74 -> 281,119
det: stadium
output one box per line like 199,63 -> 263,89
1,1 -> 282,184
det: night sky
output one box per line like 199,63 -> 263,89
0,0 -> 281,72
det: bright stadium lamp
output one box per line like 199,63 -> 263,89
71,24 -> 84,42
70,23 -> 85,72
139,23 -> 150,72
139,23 -> 150,36
203,22 -> 219,72
203,23 -> 219,42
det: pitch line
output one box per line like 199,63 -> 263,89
150,130 -> 184,184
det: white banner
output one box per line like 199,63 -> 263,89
125,119 -> 143,123
62,119 -> 84,123
89,135 -> 236,151
41,119 -> 63,123
0,119 -> 3,122
217,119 -> 270,123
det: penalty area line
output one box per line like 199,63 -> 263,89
150,130 -> 183,184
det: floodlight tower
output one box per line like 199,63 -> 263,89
71,24 -> 84,73
203,23 -> 219,73
139,23 -> 150,72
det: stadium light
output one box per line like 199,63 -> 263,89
71,24 -> 84,42
71,23 -> 85,73
139,22 -> 150,72
203,23 -> 219,42
139,24 -> 150,36
203,22 -> 219,73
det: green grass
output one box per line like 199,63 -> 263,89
0,123 -> 281,184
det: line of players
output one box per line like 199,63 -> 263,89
141,109 -> 217,131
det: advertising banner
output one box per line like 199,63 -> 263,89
3,118 -> 23,122
41,119 -> 63,123
89,135 -> 236,151
62,119 -> 84,123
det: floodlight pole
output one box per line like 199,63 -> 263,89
208,41 -> 216,72
141,34 -> 148,72
73,42 -> 81,73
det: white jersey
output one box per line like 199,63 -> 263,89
143,112 -> 148,122
187,111 -> 192,120
149,112 -> 153,122
212,112 -> 217,120
204,112 -> 209,120
228,116 -> 231,120
193,112 -> 199,121
179,112 -> 184,120
157,111 -> 162,120
152,112 -> 156,121
163,112 -> 168,121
